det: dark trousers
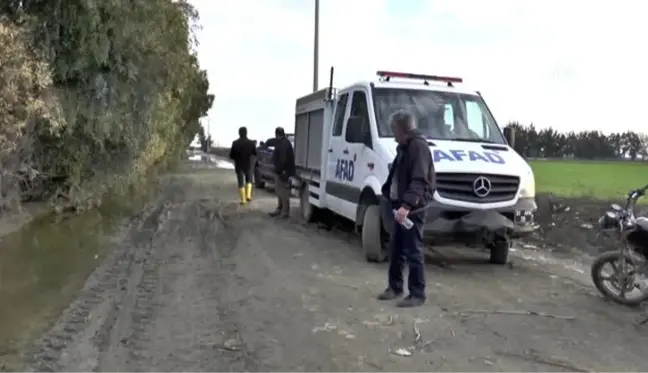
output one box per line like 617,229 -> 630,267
235,166 -> 252,188
388,211 -> 426,299
274,174 -> 290,215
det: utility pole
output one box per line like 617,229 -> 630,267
313,0 -> 319,92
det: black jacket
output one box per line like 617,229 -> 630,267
381,130 -> 435,210
229,137 -> 257,170
272,136 -> 296,178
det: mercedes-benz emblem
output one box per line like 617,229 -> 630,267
473,176 -> 492,198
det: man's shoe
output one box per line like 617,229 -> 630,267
396,295 -> 426,308
377,288 -> 403,301
268,210 -> 281,217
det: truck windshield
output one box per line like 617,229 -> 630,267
372,88 -> 506,144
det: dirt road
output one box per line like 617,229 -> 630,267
24,162 -> 648,372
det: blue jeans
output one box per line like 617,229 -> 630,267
388,211 -> 426,299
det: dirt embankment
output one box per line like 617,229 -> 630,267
10,162 -> 648,372
531,194 -> 622,257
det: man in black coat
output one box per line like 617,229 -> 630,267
229,126 -> 257,205
378,109 -> 435,307
269,127 -> 296,218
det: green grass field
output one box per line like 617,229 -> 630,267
530,160 -> 648,200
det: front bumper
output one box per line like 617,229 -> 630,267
380,197 -> 538,239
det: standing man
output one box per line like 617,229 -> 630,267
249,139 -> 258,186
378,110 -> 435,308
229,126 -> 256,205
269,127 -> 295,218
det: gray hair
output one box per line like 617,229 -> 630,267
388,109 -> 417,133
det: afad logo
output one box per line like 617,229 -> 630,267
433,149 -> 505,164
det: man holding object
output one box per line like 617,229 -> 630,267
378,110 -> 435,308
269,127 -> 295,218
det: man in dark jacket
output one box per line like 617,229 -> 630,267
377,109 -> 435,308
269,126 -> 296,218
229,126 -> 257,205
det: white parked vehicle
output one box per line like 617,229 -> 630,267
293,69 -> 538,265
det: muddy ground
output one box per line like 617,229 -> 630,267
532,194 -> 628,257
10,161 -> 648,371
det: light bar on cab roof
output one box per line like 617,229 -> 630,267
376,70 -> 463,83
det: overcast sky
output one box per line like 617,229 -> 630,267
191,0 -> 648,146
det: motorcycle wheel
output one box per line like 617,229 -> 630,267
591,250 -> 648,307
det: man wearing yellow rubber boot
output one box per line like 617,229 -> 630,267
229,127 -> 256,205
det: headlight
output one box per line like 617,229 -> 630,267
518,170 -> 535,198
599,212 -> 618,230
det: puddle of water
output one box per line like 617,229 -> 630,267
216,160 -> 234,169
0,181 -> 157,370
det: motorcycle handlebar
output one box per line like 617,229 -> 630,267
640,183 -> 648,195
625,183 -> 648,208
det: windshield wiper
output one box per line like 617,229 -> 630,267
452,138 -> 498,144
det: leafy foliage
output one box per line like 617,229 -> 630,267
197,125 -> 213,152
0,18 -> 63,211
504,122 -> 648,160
0,0 -> 213,212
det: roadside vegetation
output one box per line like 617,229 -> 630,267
530,160 -> 647,200
504,123 -> 648,200
0,0 -> 213,214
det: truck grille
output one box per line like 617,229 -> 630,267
436,173 -> 519,203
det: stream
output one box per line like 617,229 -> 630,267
0,185 -> 157,371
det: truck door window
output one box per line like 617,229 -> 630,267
345,91 -> 370,144
443,104 -> 455,133
465,100 -> 488,138
332,93 -> 348,137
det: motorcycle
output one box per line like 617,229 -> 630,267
591,183 -> 648,306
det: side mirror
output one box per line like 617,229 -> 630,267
503,127 -> 515,147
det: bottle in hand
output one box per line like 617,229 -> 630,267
392,209 -> 414,230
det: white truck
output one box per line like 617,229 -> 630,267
293,69 -> 538,265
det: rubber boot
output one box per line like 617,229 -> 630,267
238,187 -> 247,205
245,183 -> 253,202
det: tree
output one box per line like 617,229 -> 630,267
0,0 -> 214,211
503,122 -> 647,161
197,126 -> 212,153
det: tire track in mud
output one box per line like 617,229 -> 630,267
24,172 -> 264,372
24,186 -> 174,372
194,196 -> 262,372
95,201 -> 170,371
101,182 -> 191,371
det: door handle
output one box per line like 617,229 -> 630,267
328,148 -> 333,153
342,149 -> 349,154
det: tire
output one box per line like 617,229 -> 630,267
299,184 -> 318,222
488,239 -> 510,265
362,204 -> 388,263
254,167 -> 265,189
591,251 -> 648,307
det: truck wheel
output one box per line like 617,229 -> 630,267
299,184 -> 318,222
254,167 -> 265,189
488,239 -> 510,265
362,205 -> 387,263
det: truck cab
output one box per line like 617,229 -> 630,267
293,70 -> 537,265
